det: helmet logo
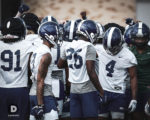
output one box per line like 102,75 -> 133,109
90,33 -> 95,38
7,21 -> 11,29
45,33 -> 54,41
49,35 -> 54,41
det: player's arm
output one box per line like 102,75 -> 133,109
128,66 -> 137,112
128,66 -> 137,100
37,53 -> 51,105
57,58 -> 68,68
28,53 -> 33,88
86,60 -> 104,96
57,46 -> 68,68
86,45 -> 104,97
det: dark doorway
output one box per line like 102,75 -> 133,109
1,0 -> 22,26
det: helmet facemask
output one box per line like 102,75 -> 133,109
107,42 -> 123,55
103,27 -> 123,56
133,37 -> 149,48
44,33 -> 58,49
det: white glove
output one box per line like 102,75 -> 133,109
128,100 -> 137,112
145,102 -> 150,116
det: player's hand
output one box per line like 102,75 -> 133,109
32,104 -> 44,120
99,91 -> 108,104
145,102 -> 150,116
18,4 -> 30,14
128,99 -> 137,112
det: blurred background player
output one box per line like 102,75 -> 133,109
18,8 -> 42,89
41,15 -> 59,25
123,18 -> 136,48
0,17 -> 34,120
15,4 -> 42,46
93,22 -> 105,77
129,22 -> 150,120
97,27 -> 137,120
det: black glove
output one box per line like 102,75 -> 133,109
32,104 -> 44,120
145,102 -> 150,115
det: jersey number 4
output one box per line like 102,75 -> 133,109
66,48 -> 83,69
1,50 -> 22,71
106,60 -> 116,77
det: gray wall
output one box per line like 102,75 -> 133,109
136,0 -> 150,26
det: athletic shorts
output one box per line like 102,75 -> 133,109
30,95 -> 58,115
99,90 -> 126,114
70,91 -> 98,118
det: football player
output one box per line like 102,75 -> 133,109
97,27 -> 137,120
60,20 -> 78,120
20,12 -> 42,90
94,22 -> 105,76
104,23 -> 125,35
129,22 -> 150,120
58,20 -> 104,120
29,21 -> 59,120
40,15 -> 66,119
0,17 -> 34,120
51,44 -> 66,119
41,15 -> 58,25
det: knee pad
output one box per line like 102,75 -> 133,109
111,112 -> 125,119
98,113 -> 109,118
57,100 -> 63,115
44,109 -> 59,120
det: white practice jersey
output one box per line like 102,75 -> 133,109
0,40 -> 34,88
26,34 -> 43,48
51,46 -> 66,98
98,47 -> 137,93
62,40 -> 94,83
51,46 -> 66,80
94,44 -> 104,75
51,45 -> 63,71
30,44 -> 55,85
94,44 -> 105,53
61,41 -> 70,56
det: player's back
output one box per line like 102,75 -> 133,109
0,40 -> 33,88
64,40 -> 92,83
